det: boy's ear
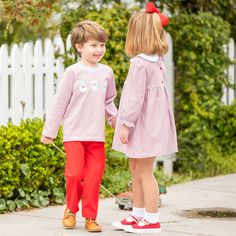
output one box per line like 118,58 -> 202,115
75,43 -> 82,53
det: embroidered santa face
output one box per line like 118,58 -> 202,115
78,80 -> 87,93
91,80 -> 98,91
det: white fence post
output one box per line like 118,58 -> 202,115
156,33 -> 176,176
22,42 -> 34,119
11,44 -> 23,125
44,38 -> 55,114
34,39 -> 44,119
0,45 -> 9,125
222,39 -> 236,105
53,35 -> 65,83
227,39 -> 235,104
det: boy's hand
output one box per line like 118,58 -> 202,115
111,116 -> 117,129
120,125 -> 129,144
41,136 -> 53,145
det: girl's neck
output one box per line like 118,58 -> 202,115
137,53 -> 159,62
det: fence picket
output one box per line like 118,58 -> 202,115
11,44 -> 23,125
44,38 -> 55,113
228,38 -> 235,104
34,39 -> 44,119
0,45 -> 9,125
22,42 -> 33,119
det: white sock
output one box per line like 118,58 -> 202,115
132,207 -> 145,219
145,211 -> 159,223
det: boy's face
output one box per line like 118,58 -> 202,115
75,39 -> 106,66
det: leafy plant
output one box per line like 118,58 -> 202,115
167,13 -> 236,177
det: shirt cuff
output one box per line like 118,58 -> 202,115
120,120 -> 135,128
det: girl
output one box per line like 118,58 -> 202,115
112,2 -> 177,234
41,20 -> 117,232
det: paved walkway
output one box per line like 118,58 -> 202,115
0,174 -> 236,236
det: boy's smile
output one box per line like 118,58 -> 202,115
75,39 -> 106,67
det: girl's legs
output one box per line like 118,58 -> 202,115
135,157 -> 159,214
130,157 -> 159,213
112,157 -> 159,232
129,158 -> 145,218
131,157 -> 160,225
129,158 -> 145,208
124,157 -> 161,233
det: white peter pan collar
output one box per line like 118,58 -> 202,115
137,53 -> 159,62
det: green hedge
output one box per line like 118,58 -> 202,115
167,13 -> 236,177
0,119 -> 65,212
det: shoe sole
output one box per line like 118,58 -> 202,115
63,222 -> 76,229
63,225 -> 76,229
112,221 -> 124,230
112,221 -> 135,231
86,227 -> 102,232
125,227 -> 161,234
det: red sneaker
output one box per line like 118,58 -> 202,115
125,218 -> 161,234
112,214 -> 139,230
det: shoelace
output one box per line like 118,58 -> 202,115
87,219 -> 99,226
64,209 -> 75,218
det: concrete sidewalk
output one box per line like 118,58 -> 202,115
0,174 -> 235,236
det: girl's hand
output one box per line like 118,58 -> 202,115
120,125 -> 129,144
41,136 -> 53,145
111,116 -> 117,129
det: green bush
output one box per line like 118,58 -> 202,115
0,119 -> 65,212
167,13 -> 236,177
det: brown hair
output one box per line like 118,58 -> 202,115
71,20 -> 108,55
125,11 -> 168,57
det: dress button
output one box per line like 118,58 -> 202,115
161,81 -> 163,83
160,67 -> 162,70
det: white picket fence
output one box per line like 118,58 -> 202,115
0,35 -> 72,125
0,34 -> 175,126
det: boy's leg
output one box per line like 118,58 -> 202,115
64,141 -> 85,220
81,141 -> 105,220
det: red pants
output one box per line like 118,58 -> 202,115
64,141 -> 105,219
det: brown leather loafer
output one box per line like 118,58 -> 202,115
85,218 -> 102,232
63,207 -> 76,229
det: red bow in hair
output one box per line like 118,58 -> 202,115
146,2 -> 169,27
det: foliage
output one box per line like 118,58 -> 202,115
0,0 -> 60,45
154,0 -> 236,40
167,12 -> 236,177
0,118 -> 65,213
